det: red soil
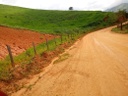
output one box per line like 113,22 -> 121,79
0,26 -> 54,60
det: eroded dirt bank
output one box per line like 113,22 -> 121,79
0,26 -> 54,59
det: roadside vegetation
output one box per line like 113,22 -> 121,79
112,24 -> 128,33
0,34 -> 78,80
0,32 -> 82,95
112,9 -> 128,33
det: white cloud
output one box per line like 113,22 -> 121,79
0,0 -> 127,10
1,0 -> 16,4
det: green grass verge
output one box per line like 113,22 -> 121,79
0,33 -> 81,80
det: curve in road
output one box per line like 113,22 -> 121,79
12,26 -> 128,96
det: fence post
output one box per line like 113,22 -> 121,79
67,34 -> 70,43
45,38 -> 49,50
73,33 -> 75,40
6,45 -> 15,68
32,42 -> 37,55
61,35 -> 63,44
54,36 -> 57,46
68,34 -> 70,40
65,34 -> 67,41
71,34 -> 73,40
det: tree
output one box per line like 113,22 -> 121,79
116,10 -> 127,30
69,7 -> 73,11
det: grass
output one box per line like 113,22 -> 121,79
0,4 -> 117,34
112,24 -> 128,34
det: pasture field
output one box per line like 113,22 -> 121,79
0,4 -> 117,34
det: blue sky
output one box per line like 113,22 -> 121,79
0,0 -> 128,10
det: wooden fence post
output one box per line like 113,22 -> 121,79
73,33 -> 75,40
6,45 -> 15,68
32,42 -> 37,55
54,36 -> 57,46
65,35 -> 67,41
68,34 -> 70,43
45,38 -> 49,50
71,34 -> 73,40
61,35 -> 63,44
68,34 -> 70,40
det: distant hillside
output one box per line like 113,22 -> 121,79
106,3 -> 128,12
0,4 -> 117,34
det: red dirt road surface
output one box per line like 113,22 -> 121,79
0,26 -> 54,59
12,26 -> 128,96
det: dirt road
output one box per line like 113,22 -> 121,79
13,26 -> 128,96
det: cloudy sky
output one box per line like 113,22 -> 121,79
0,0 -> 128,11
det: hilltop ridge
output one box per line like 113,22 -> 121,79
106,3 -> 128,12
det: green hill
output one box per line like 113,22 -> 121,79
0,4 -> 117,34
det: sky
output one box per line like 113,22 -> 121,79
0,0 -> 128,11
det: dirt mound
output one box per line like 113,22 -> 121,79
0,26 -> 54,59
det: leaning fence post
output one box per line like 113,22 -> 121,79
45,38 -> 49,50
6,45 -> 15,68
32,42 -> 37,55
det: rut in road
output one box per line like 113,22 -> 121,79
12,26 -> 128,96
